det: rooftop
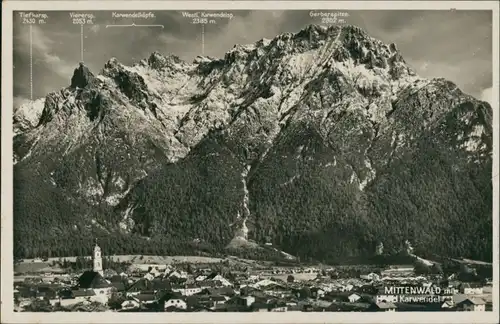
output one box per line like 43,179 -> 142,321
459,297 -> 486,306
375,302 -> 397,309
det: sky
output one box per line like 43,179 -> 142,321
12,10 -> 493,106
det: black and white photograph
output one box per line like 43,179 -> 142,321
1,1 -> 499,323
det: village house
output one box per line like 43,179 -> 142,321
231,295 -> 256,307
441,300 -> 455,309
13,288 -> 20,301
148,267 -> 163,278
171,284 -> 203,296
241,286 -> 271,301
368,302 -> 397,312
109,275 -> 125,283
164,298 -> 188,311
319,291 -> 342,303
316,283 -> 335,293
360,272 -> 381,281
193,295 -> 228,310
18,299 -> 33,309
151,278 -> 172,292
310,287 -> 326,299
166,270 -> 189,280
133,263 -> 167,272
248,275 -> 260,282
262,283 -> 291,298
103,269 -> 118,278
457,297 -> 486,311
269,301 -> 288,312
48,297 -> 63,307
35,285 -> 58,300
338,283 -> 354,292
200,287 -> 236,297
109,281 -> 127,294
126,278 -> 155,296
195,275 -> 207,282
252,279 -> 278,289
348,293 -> 362,303
199,280 -> 224,290
77,271 -> 112,291
204,273 -> 233,287
441,293 -> 467,308
210,299 -> 249,312
41,276 -> 56,283
132,293 -> 158,306
68,289 -> 96,305
121,299 -> 140,310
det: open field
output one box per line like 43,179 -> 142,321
454,258 -> 493,266
14,262 -> 67,274
260,272 -> 318,282
14,254 -> 277,274
19,255 -> 225,264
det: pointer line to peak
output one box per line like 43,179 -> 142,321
105,24 -> 164,28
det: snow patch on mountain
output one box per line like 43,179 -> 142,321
463,124 -> 485,152
360,158 -> 376,190
14,98 -> 46,134
119,205 -> 136,233
77,177 -> 105,205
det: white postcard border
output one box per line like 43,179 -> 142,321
1,1 -> 499,323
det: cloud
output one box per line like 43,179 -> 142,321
16,25 -> 75,78
14,96 -> 31,110
480,87 -> 493,104
158,11 -> 290,61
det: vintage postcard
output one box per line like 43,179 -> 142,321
1,1 -> 499,323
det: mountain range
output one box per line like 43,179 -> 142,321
13,24 -> 493,263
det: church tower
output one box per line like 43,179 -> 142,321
93,239 -> 104,276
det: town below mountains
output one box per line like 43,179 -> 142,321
14,242 -> 493,313
13,24 -> 493,264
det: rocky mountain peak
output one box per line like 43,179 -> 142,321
193,55 -> 215,64
103,57 -> 122,72
216,23 -> 416,84
16,24 -> 421,143
70,61 -> 95,89
147,51 -> 186,71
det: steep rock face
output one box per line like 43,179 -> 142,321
13,24 -> 493,262
71,62 -> 96,89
